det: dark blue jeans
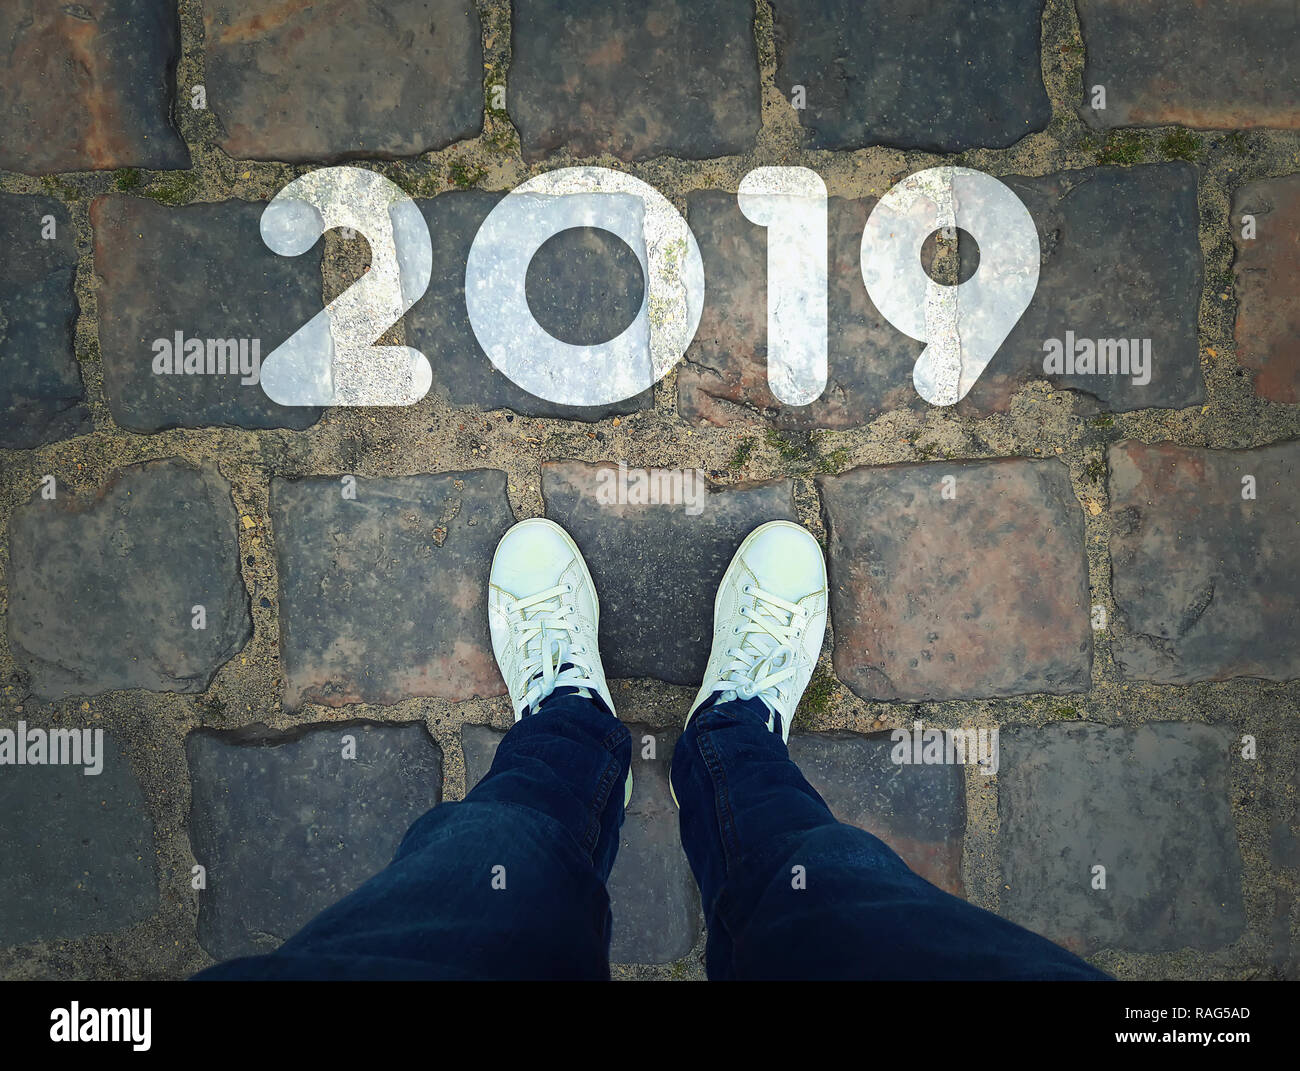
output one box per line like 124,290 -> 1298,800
194,692 -> 1108,980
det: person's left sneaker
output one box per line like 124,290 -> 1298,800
487,517 -> 631,805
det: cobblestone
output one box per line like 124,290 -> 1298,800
0,0 -> 189,174
188,722 -> 443,959
999,722 -> 1245,954
820,459 -> 1092,702
1234,173 -> 1300,403
8,460 -> 250,700
541,462 -> 797,684
203,0 -> 483,161
0,195 -> 90,448
271,470 -> 512,710
510,0 -> 762,161
1077,0 -> 1300,130
1109,440 -> 1300,684
92,197 -> 324,432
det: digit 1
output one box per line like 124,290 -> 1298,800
860,166 -> 1040,406
737,166 -> 828,406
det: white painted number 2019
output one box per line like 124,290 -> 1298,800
258,164 -> 1040,410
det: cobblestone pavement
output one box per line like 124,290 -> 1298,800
1,0 -> 1298,981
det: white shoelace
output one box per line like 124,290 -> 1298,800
507,583 -> 600,713
703,583 -> 809,720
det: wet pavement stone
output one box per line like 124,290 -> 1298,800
510,0 -> 762,162
999,722 -> 1245,954
187,722 -> 443,959
407,192 -> 651,421
1108,441 -> 1300,684
0,0 -> 190,174
0,194 -> 91,449
1077,0 -> 1300,130
771,0 -> 1050,152
1233,173 -> 1300,403
8,459 -> 251,700
92,196 -> 324,432
202,0 -> 482,162
541,462 -> 798,684
679,164 -> 1203,427
271,470 -> 513,710
462,722 -> 703,963
788,731 -> 966,895
0,732 -> 157,946
819,459 -> 1092,702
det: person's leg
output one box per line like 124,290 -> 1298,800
671,520 -> 1109,981
196,519 -> 630,980
672,696 -> 1107,980
197,690 -> 628,980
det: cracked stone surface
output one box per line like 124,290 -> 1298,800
0,732 -> 157,946
92,197 -> 324,432
1077,0 -> 1300,130
819,459 -> 1092,702
999,722 -> 1245,954
510,0 -> 762,161
1108,440 -> 1300,684
541,462 -> 798,684
8,460 -> 251,700
0,0 -> 190,174
0,194 -> 90,449
462,722 -> 703,963
771,0 -> 1051,152
188,722 -> 443,959
203,0 -> 483,161
1234,173 -> 1300,403
271,470 -> 513,710
407,191 -> 652,421
679,165 -> 1203,428
788,731 -> 966,896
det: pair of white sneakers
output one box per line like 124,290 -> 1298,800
486,518 -> 829,804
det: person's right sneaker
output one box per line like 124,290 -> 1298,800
678,520 -> 829,777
